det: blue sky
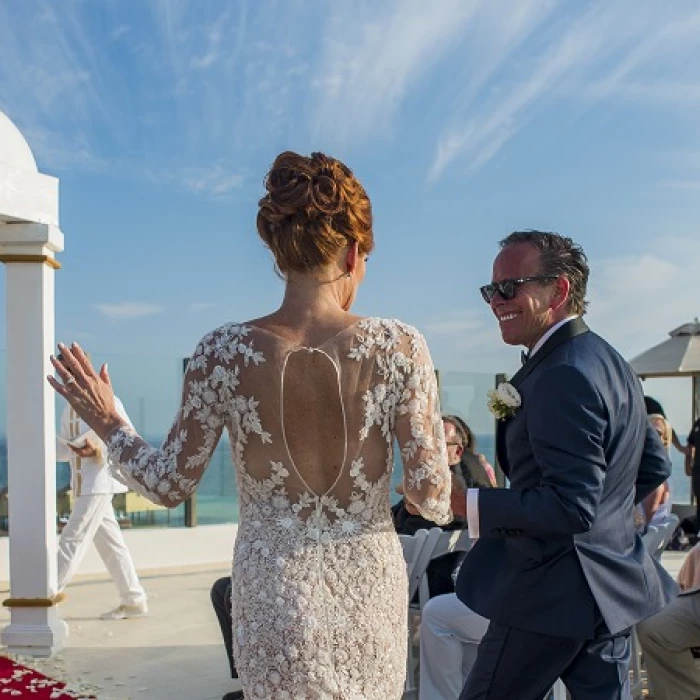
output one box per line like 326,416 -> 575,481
1,0 -> 700,437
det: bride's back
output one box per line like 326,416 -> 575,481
214,151 -> 449,529
225,318 -> 425,521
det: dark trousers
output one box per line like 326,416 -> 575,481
693,470 -> 700,532
210,576 -> 238,679
459,620 -> 631,700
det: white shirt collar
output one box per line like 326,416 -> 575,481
529,315 -> 579,359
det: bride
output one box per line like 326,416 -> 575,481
49,151 -> 453,699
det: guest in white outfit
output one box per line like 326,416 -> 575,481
419,592 -> 489,700
56,355 -> 147,619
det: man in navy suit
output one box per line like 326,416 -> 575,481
452,231 -> 677,700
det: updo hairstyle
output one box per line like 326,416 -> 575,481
257,151 -> 374,275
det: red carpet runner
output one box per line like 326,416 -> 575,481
0,655 -> 97,698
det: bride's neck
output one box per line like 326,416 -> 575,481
277,274 -> 350,324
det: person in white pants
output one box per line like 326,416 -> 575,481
419,593 -> 489,700
56,376 -> 147,620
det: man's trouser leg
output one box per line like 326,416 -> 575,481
92,495 -> 146,605
420,594 -> 489,700
57,494 -> 108,592
637,592 -> 700,700
460,620 -> 630,700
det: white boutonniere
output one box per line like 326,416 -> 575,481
487,380 -> 521,421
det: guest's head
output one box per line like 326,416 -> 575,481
644,396 -> 666,418
257,151 -> 373,309
649,413 -> 672,450
481,231 -> 589,349
442,414 -> 475,464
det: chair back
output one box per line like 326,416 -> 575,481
403,528 -> 443,603
399,529 -> 431,600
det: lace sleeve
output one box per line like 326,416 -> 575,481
105,327 -> 240,506
393,325 -> 452,525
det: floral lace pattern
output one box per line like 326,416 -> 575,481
107,317 -> 451,699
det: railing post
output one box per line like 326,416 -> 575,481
181,357 -> 197,527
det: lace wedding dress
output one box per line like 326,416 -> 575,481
107,317 -> 452,699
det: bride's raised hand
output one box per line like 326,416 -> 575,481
47,343 -> 126,440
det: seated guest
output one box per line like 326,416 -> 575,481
642,414 -> 673,529
636,546 -> 700,700
392,415 -> 477,597
419,592 -> 489,700
644,395 -> 687,455
444,414 -> 498,487
210,577 -> 244,700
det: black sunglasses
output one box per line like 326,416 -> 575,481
480,276 -> 557,303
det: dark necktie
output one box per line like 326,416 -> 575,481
521,349 -> 530,366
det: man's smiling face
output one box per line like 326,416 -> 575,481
490,243 -> 560,349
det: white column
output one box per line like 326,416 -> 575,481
0,222 -> 66,656
0,111 -> 66,656
1,254 -> 67,655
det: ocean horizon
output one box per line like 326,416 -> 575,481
0,433 -> 692,530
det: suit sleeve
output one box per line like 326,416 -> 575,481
634,420 -> 672,505
476,365 -> 607,537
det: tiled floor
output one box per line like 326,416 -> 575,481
1,567 -> 241,700
0,551 -> 688,700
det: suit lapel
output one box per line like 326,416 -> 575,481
496,317 -> 590,478
510,317 -> 589,390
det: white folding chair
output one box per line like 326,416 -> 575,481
413,528 -> 474,610
400,529 -> 433,700
403,528 -> 475,697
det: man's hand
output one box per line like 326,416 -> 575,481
404,501 -> 420,515
451,486 -> 467,519
69,438 -> 99,458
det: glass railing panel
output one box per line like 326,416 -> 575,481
389,369 -> 498,503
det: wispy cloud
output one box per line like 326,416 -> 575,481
188,302 -> 216,314
94,303 -> 165,320
176,162 -> 246,198
311,0 -> 478,147
428,3 -> 700,181
587,237 -> 700,359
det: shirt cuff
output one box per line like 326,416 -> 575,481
467,488 -> 480,539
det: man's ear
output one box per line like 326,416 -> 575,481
550,276 -> 571,312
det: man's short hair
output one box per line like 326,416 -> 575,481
499,230 -> 589,315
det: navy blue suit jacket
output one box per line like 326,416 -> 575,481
456,318 -> 677,639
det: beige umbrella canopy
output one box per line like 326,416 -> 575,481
629,318 -> 700,424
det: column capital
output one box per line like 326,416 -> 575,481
0,222 -> 64,264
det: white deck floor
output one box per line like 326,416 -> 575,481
1,566 -> 242,700
0,552 -> 688,700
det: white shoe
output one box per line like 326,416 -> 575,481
100,601 -> 148,620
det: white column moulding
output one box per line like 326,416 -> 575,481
0,109 -> 67,656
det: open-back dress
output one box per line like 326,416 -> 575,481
107,317 -> 452,699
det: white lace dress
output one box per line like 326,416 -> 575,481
107,317 -> 452,699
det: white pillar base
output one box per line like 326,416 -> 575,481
2,611 -> 68,657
